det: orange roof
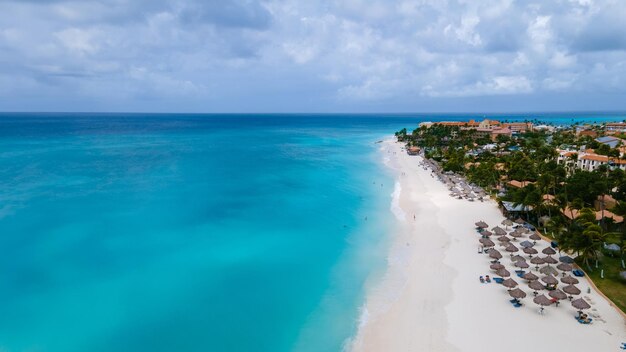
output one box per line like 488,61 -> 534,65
435,120 -> 479,127
562,207 -> 624,223
507,180 -> 533,188
580,154 -> 626,164
491,128 -> 512,134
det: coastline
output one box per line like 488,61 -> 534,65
350,137 -> 626,352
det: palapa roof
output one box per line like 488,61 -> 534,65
502,278 -> 518,288
549,289 -> 568,300
533,294 -> 553,306
509,288 -> 527,299
541,275 -> 558,285
561,275 -> 579,285
563,284 -> 581,295
523,272 -> 539,281
571,298 -> 591,310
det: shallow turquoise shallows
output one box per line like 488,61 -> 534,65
0,113 -> 624,351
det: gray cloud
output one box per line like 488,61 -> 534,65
0,0 -> 626,112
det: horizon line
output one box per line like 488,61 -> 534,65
1,110 -> 626,116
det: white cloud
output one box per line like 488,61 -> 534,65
54,28 -> 101,55
0,0 -> 626,111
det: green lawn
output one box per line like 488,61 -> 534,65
578,254 -> 626,314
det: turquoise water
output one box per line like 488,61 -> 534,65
0,112 -> 624,351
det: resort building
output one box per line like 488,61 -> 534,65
407,146 -> 420,155
577,129 -> 598,138
562,207 -> 624,224
595,136 -> 624,148
576,153 -> 626,171
507,180 -> 533,188
595,194 -> 617,211
501,122 -> 533,133
432,119 -> 480,128
605,122 -> 626,133
478,119 -> 501,129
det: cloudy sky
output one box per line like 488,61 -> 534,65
1,0 -> 625,112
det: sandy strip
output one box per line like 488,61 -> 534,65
350,138 -> 626,352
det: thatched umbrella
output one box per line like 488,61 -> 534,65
549,289 -> 568,301
509,287 -> 526,299
559,256 -> 575,264
509,231 -> 524,239
488,249 -> 503,259
511,255 -> 525,263
515,261 -> 530,269
515,218 -> 525,224
542,247 -> 557,255
529,280 -> 545,291
520,240 -> 534,248
493,227 -> 507,236
490,263 -> 505,270
533,294 -> 553,313
529,233 -> 542,241
561,275 -> 579,285
502,278 -> 518,289
481,230 -> 494,237
475,221 -> 488,228
571,298 -> 591,311
556,263 -> 573,272
523,272 -> 539,281
541,274 -> 558,285
523,247 -> 538,256
539,265 -> 559,276
530,256 -> 544,270
505,244 -> 519,253
498,236 -> 511,243
543,256 -> 558,265
563,284 -> 581,299
496,268 -> 511,277
479,238 -> 495,247
502,219 -> 514,229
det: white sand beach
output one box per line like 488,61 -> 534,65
350,138 -> 626,352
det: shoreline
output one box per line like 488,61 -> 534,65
350,137 -> 626,352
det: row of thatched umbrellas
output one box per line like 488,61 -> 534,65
476,219 -> 593,316
426,164 -> 487,200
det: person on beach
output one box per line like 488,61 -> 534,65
485,275 -> 491,283
479,276 -> 485,283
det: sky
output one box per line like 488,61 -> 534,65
0,0 -> 626,113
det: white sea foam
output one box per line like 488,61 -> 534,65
390,181 -> 406,222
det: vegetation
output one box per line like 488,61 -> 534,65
397,121 -> 626,313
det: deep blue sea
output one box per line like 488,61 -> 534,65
0,112 -> 624,352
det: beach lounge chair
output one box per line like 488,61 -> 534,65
515,270 -> 525,277
493,277 -> 504,284
573,269 -> 585,277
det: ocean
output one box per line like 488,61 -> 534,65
0,112 -> 624,351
